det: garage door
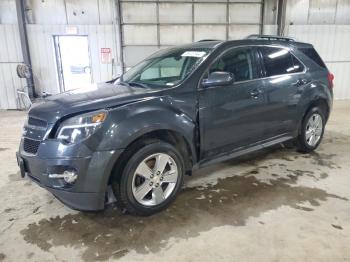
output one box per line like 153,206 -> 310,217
120,0 -> 263,68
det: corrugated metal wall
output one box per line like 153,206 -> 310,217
287,25 -> 350,99
120,0 -> 264,68
284,0 -> 350,99
0,24 -> 26,109
285,0 -> 350,25
26,24 -> 118,95
0,0 -> 120,109
1,0 -> 350,109
25,0 -> 120,96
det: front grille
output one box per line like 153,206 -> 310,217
23,138 -> 41,154
28,117 -> 47,128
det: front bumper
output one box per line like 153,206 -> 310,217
17,139 -> 123,211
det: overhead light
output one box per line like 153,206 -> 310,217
268,49 -> 288,59
270,75 -> 291,84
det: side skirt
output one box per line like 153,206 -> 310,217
195,135 -> 294,169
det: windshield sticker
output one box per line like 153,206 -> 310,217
166,82 -> 175,86
181,51 -> 206,58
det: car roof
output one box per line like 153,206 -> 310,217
177,38 -> 313,50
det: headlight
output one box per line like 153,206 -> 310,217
56,110 -> 108,144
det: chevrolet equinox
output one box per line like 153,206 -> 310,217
17,35 -> 334,215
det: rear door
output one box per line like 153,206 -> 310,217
198,47 -> 268,159
257,46 -> 307,137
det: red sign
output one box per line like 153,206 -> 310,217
101,48 -> 111,64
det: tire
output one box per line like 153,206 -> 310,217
296,106 -> 326,153
112,140 -> 185,216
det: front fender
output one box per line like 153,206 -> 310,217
97,97 -> 197,160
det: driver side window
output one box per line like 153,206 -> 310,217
209,48 -> 255,82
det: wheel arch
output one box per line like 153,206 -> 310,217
108,128 -> 196,186
305,98 -> 330,120
298,97 -> 330,135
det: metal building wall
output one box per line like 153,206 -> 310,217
1,0 -> 350,109
285,0 -> 350,26
287,25 -> 350,100
0,0 -> 120,109
0,24 -> 26,109
0,0 -> 27,110
120,0 -> 264,68
285,0 -> 350,100
26,24 -> 118,95
25,0 -> 120,96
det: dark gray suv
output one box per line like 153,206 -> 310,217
17,35 -> 334,215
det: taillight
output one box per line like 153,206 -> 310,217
327,72 -> 334,88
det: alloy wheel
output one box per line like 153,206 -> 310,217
305,113 -> 323,147
131,153 -> 178,206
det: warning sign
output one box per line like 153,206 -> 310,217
101,48 -> 112,64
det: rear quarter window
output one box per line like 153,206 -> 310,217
259,47 -> 302,77
298,47 -> 327,69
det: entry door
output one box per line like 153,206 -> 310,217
199,47 -> 268,159
54,35 -> 92,92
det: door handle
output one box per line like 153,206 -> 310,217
293,78 -> 308,87
250,88 -> 262,98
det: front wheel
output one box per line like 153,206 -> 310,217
297,107 -> 326,153
112,141 -> 185,216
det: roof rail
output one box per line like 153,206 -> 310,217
197,39 -> 220,42
246,34 -> 295,42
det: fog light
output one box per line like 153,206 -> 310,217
63,170 -> 78,184
48,170 -> 78,184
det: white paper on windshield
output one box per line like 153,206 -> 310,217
181,51 -> 206,58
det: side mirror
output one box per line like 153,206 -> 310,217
202,71 -> 234,88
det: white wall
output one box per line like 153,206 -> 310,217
27,24 -> 118,95
121,0 -> 264,68
0,24 -> 26,109
0,1 -> 26,110
1,0 -> 350,109
286,25 -> 350,100
284,0 -> 350,100
0,0 -> 121,109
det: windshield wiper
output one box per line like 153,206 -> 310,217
117,81 -> 130,87
128,82 -> 149,88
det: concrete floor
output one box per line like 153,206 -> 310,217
0,101 -> 350,262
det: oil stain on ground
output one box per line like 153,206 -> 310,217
21,171 -> 347,261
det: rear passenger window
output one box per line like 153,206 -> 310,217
259,47 -> 297,77
299,47 -> 326,68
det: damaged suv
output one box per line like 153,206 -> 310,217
17,35 -> 333,215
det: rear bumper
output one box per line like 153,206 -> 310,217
17,139 -> 123,211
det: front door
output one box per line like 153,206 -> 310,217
199,47 -> 268,159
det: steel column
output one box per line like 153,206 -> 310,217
15,0 -> 35,98
114,0 -> 125,73
277,0 -> 286,36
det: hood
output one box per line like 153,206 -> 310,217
29,83 -> 161,123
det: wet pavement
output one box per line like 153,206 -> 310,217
1,101 -> 350,261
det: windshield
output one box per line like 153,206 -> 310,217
115,48 -> 212,88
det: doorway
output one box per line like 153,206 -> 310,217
54,35 -> 92,92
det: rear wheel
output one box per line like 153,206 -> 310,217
112,140 -> 184,216
297,107 -> 325,153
